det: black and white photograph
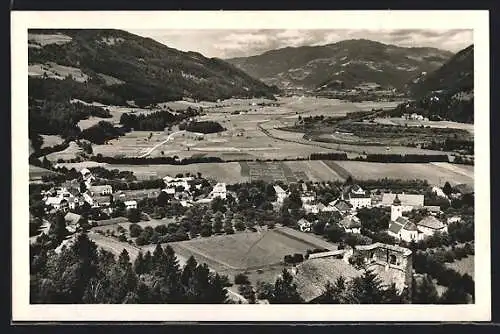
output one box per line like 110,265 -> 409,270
12,10 -> 490,322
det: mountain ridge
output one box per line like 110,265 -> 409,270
226,39 -> 454,92
28,29 -> 279,107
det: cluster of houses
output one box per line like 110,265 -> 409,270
273,182 -> 453,242
42,169 -> 229,216
401,113 -> 429,121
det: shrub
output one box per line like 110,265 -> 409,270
234,273 -> 250,285
129,223 -> 143,238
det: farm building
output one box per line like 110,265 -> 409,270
343,184 -> 372,210
416,216 -> 448,237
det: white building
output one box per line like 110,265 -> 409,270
300,192 -> 315,205
431,186 -> 448,198
210,183 -> 227,200
88,184 -> 113,196
388,216 -> 424,242
162,188 -> 176,195
297,218 -> 312,232
274,185 -> 288,204
303,203 -> 319,214
124,200 -> 138,210
45,197 -> 69,212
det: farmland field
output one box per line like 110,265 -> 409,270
445,255 -> 474,277
29,165 -> 58,180
165,227 -> 337,286
330,161 -> 474,186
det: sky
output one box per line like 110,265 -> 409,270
127,29 -> 473,59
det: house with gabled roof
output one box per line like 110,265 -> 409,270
339,215 -> 362,234
273,185 -> 288,204
416,216 -> 448,237
331,199 -> 352,215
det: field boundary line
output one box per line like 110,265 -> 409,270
318,160 -> 345,181
274,227 -> 336,251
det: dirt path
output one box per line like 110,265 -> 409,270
137,130 -> 186,158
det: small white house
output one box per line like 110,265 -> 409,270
124,200 -> 138,210
297,218 -> 312,232
274,185 -> 288,204
210,183 -> 227,200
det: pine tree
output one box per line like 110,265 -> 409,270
350,269 -> 385,304
270,269 -> 303,304
134,252 -> 145,275
143,251 -> 153,274
49,212 -> 68,245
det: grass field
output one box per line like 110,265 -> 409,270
445,255 -> 474,277
40,135 -> 64,149
45,141 -> 82,161
330,161 -> 474,186
165,227 -> 337,285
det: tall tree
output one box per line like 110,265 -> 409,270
270,269 -> 303,304
349,269 -> 385,304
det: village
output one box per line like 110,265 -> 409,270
29,162 -> 474,304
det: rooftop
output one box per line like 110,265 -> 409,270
417,216 -> 446,230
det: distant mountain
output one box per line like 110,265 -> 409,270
408,44 -> 473,98
28,29 -> 278,107
392,45 -> 474,123
226,39 -> 453,92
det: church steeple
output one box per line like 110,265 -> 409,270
393,194 -> 401,206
